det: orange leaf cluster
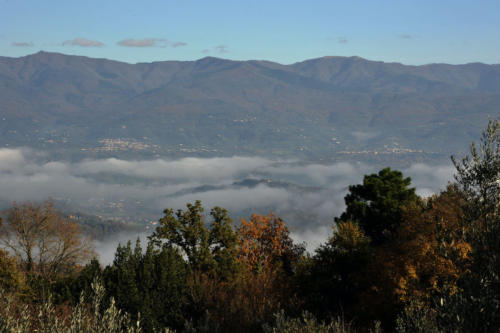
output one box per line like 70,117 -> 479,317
367,187 -> 471,307
238,213 -> 290,272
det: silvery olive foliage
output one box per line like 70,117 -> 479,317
0,279 -> 175,333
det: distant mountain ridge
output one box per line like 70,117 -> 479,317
0,51 -> 499,161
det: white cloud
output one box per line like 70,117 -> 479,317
117,38 -> 167,47
404,163 -> 455,197
261,161 -> 369,186
215,45 -> 228,53
62,37 -> 104,47
76,156 -> 271,183
291,225 -> 332,253
94,232 -> 150,265
0,148 -> 25,171
11,41 -> 34,47
172,42 -> 187,47
162,185 -> 291,213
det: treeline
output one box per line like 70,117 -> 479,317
0,119 -> 499,332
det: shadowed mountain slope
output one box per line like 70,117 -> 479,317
0,52 -> 498,160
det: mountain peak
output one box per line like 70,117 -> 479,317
193,56 -> 239,70
196,56 -> 234,64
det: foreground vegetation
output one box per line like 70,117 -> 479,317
0,119 -> 498,332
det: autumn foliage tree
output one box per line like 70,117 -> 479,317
0,215 -> 24,292
238,213 -> 303,274
0,201 -> 94,282
310,167 -> 470,328
235,213 -> 304,329
354,186 -> 470,328
392,186 -> 470,303
0,248 -> 24,292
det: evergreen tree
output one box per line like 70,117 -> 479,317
104,241 -> 141,317
336,167 -> 418,245
102,239 -> 188,332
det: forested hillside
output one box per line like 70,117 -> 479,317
1,52 -> 498,160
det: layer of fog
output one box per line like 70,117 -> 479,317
0,148 -> 455,261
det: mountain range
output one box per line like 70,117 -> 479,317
1,51 -> 499,161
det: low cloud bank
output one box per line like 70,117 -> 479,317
0,148 -> 455,259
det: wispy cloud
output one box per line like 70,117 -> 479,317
62,37 -> 104,47
11,41 -> 34,47
337,37 -> 348,44
215,45 -> 228,53
202,49 -> 210,54
117,38 -> 167,47
399,34 -> 413,39
326,36 -> 348,44
171,41 -> 187,48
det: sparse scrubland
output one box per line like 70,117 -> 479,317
0,119 -> 498,332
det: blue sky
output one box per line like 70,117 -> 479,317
1,0 -> 499,65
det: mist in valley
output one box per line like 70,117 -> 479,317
0,147 -> 456,261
